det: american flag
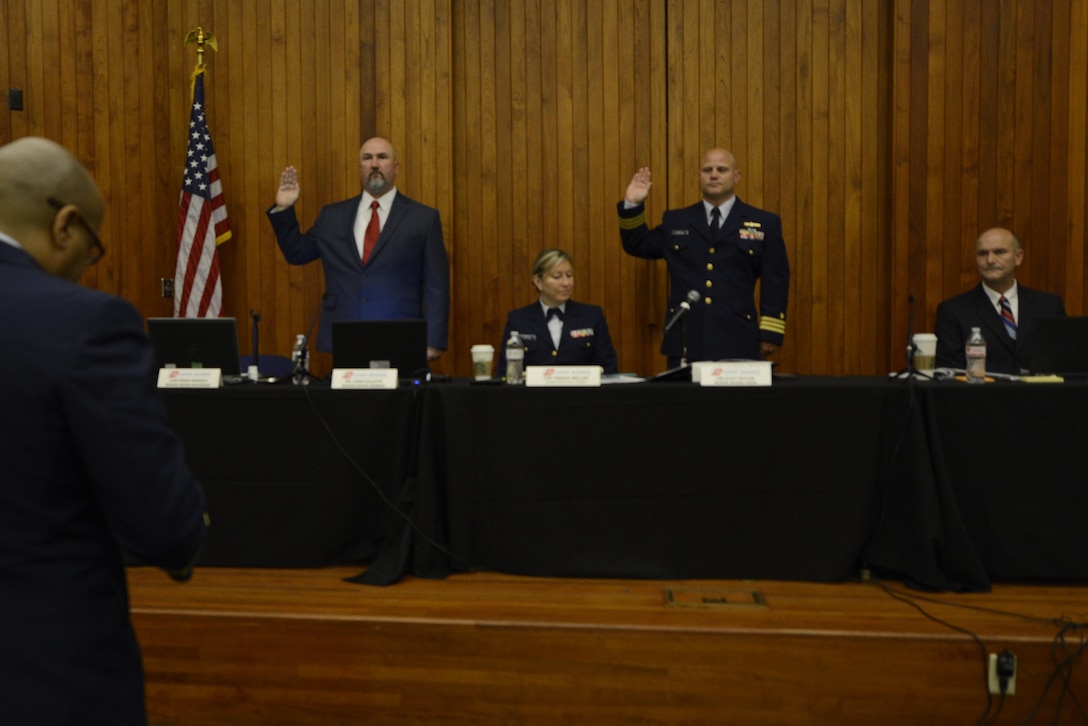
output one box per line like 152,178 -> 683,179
174,69 -> 231,318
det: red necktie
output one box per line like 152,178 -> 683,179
362,200 -> 380,264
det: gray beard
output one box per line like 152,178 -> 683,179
365,175 -> 387,195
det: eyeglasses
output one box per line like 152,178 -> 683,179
47,197 -> 106,267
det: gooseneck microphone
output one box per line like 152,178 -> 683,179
664,290 -> 701,334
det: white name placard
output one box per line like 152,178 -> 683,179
524,365 -> 603,387
331,368 -> 399,390
693,360 -> 773,387
157,368 -> 222,389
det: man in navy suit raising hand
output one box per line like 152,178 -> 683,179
268,137 -> 450,361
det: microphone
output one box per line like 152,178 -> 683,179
906,294 -> 916,370
292,294 -> 325,384
664,290 -> 700,334
249,310 -> 261,373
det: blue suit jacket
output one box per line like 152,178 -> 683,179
619,198 -> 790,361
496,300 -> 618,376
267,191 -> 450,353
0,242 -> 208,725
934,283 -> 1066,374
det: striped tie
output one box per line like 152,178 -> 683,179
999,295 -> 1017,340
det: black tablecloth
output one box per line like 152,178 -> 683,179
163,377 -> 1088,590
164,385 -> 420,567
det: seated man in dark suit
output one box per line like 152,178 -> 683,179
935,227 -> 1065,375
0,137 -> 208,724
496,249 -> 619,377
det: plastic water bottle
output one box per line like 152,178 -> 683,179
965,327 -> 986,383
504,331 -> 525,384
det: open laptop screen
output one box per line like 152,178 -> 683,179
1029,316 -> 1088,376
332,320 -> 428,376
146,317 -> 241,375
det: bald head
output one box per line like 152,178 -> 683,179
0,137 -> 104,279
699,148 -> 740,205
974,227 -> 1023,294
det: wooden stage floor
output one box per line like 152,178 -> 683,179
128,566 -> 1088,725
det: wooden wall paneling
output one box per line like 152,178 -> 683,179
0,1 -> 13,143
861,0 -> 890,375
772,2 -> 801,375
842,0 -> 863,373
1026,0 -> 1053,287
807,0 -> 827,375
450,0 -> 483,371
794,4 -> 816,374
474,0 -> 501,374
1071,0 -> 1088,313
1046,0 -> 1071,298
923,0 -> 946,339
935,0 -> 961,328
973,0 -> 998,257
955,0 -> 980,303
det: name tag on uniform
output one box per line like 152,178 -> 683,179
692,360 -> 773,387
525,365 -> 603,387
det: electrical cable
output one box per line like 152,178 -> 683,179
300,384 -> 476,572
871,579 -> 994,724
871,578 -> 1088,725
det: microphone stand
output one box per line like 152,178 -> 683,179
250,310 -> 261,378
292,294 -> 325,386
893,295 -> 930,380
680,316 -> 689,367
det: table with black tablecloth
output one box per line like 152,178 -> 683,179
163,378 -> 1088,591
163,385 -> 422,567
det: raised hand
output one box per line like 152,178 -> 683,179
625,167 -> 653,205
275,166 -> 300,210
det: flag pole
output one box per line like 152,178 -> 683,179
175,26 -> 230,319
184,26 -> 218,68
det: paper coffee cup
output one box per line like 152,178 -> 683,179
912,333 -> 938,375
470,344 -> 495,380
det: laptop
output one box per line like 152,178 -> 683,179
1029,316 -> 1088,376
332,320 -> 429,376
146,317 -> 242,375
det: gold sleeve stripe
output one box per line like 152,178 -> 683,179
760,318 -> 786,334
619,212 -> 645,230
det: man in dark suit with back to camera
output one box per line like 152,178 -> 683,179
0,137 -> 209,725
935,227 -> 1065,375
618,148 -> 790,366
267,136 -> 450,360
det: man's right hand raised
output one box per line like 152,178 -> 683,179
274,166 -> 300,210
625,167 -> 652,205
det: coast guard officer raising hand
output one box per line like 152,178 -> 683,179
618,149 -> 790,367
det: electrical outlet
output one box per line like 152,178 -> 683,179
988,651 -> 1017,695
8,88 -> 23,111
161,278 -> 174,299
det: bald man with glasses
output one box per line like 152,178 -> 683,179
0,137 -> 208,725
